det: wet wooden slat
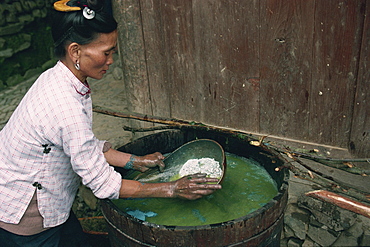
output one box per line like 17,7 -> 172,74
309,0 -> 365,147
259,0 -> 315,141
192,0 -> 260,131
349,1 -> 370,157
140,0 -> 172,118
156,0 -> 199,122
112,0 -> 369,157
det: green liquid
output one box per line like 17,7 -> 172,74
112,153 -> 278,226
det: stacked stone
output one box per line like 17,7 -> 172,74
282,195 -> 370,246
0,0 -> 55,90
0,77 -> 35,129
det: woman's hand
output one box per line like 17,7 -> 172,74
169,173 -> 222,200
119,174 -> 222,199
132,152 -> 165,172
103,149 -> 165,172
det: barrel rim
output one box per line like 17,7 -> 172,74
102,177 -> 288,230
103,129 -> 290,230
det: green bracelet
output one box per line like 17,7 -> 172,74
124,155 -> 135,170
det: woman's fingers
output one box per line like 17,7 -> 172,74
174,173 -> 222,200
134,152 -> 165,172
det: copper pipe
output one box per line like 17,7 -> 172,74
306,190 -> 370,218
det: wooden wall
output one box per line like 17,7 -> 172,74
112,0 -> 369,157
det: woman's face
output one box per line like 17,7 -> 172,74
78,30 -> 118,81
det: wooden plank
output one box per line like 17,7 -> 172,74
309,0 -> 365,147
111,0 -> 367,150
259,0 -> 315,141
349,1 -> 370,158
150,0 -> 198,122
192,0 -> 260,131
112,0 -> 153,138
140,0 -> 172,118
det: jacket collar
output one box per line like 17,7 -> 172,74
57,60 -> 91,96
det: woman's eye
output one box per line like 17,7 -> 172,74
105,48 -> 117,56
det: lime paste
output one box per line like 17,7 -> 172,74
179,158 -> 222,178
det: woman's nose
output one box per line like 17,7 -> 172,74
107,54 -> 114,65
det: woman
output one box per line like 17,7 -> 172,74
0,0 -> 221,246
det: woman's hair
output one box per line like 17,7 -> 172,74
52,0 -> 117,58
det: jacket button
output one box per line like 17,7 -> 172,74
42,144 -> 51,154
32,182 -> 42,190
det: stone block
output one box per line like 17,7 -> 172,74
280,238 -> 288,247
0,4 -> 5,15
298,194 -> 357,231
13,2 -> 23,13
32,9 -> 43,18
18,14 -> 35,24
307,222 -> 339,246
23,67 -> 42,79
284,203 -> 310,240
302,236 -> 320,247
5,7 -> 18,23
35,0 -> 46,8
25,1 -> 37,10
6,74 -> 23,87
0,48 -> 13,58
21,33 -> 31,42
333,233 -> 359,246
0,23 -> 23,36
332,219 -> 363,246
346,219 -> 364,238
0,38 -> 5,49
19,0 -> 31,12
15,41 -> 31,54
41,59 -> 57,71
287,238 -> 303,247
360,225 -> 370,246
284,223 -> 296,239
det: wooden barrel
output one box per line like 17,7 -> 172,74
101,129 -> 289,247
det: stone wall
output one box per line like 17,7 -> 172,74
282,196 -> 370,246
281,174 -> 370,247
0,0 -> 56,90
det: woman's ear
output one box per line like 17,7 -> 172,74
67,42 -> 81,63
